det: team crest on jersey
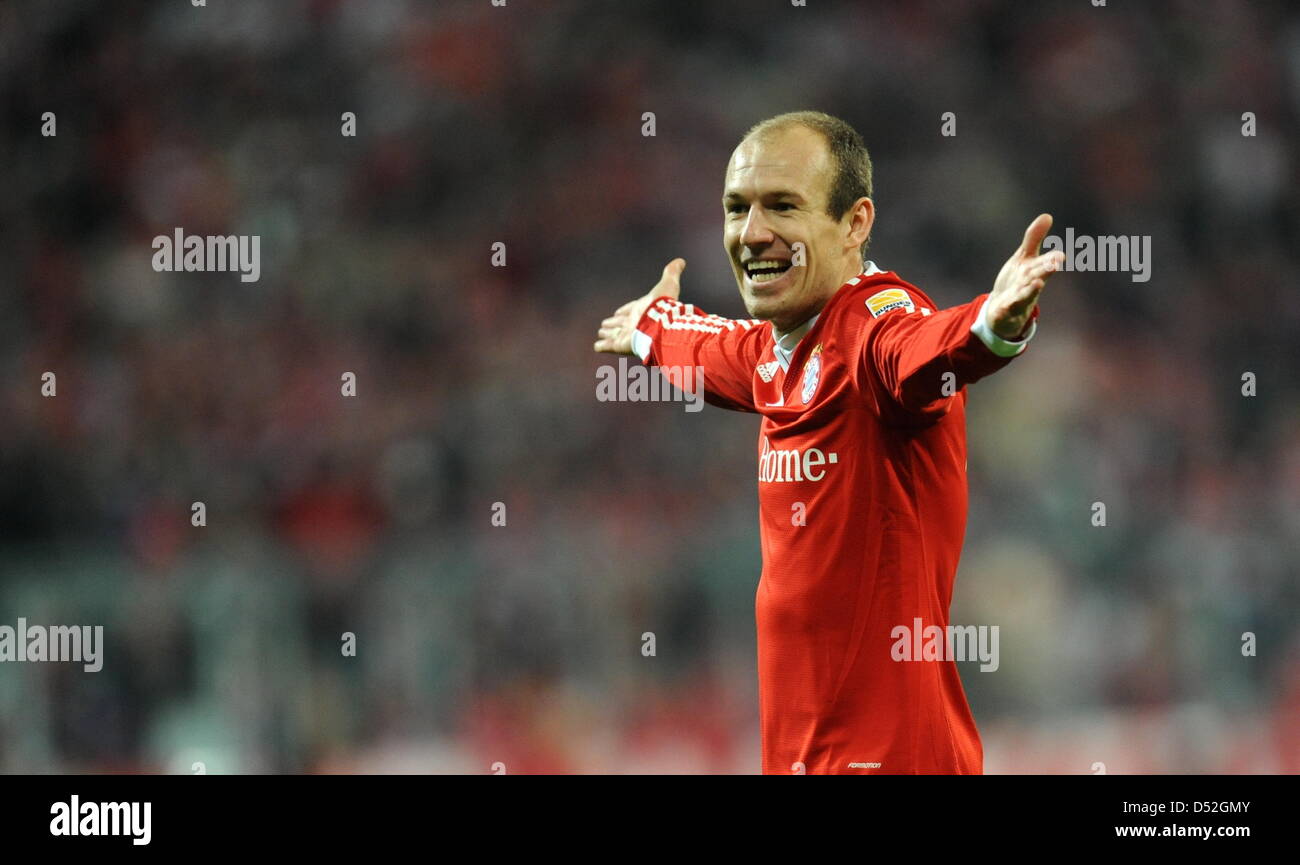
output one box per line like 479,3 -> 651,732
865,288 -> 915,318
756,361 -> 780,383
801,344 -> 823,404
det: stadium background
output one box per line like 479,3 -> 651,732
2,0 -> 1298,773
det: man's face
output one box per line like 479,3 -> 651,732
723,126 -> 857,333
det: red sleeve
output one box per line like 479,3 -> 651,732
861,289 -> 1023,422
634,297 -> 768,413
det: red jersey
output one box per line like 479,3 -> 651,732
632,267 -> 1033,774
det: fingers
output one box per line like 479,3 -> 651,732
1011,275 -> 1047,304
997,264 -> 1049,310
1024,251 -> 1064,280
594,258 -> 686,353
657,258 -> 685,299
1018,213 -> 1054,259
593,332 -> 627,353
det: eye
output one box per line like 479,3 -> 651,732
772,202 -> 796,212
726,203 -> 748,214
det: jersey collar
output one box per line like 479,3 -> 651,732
771,261 -> 884,371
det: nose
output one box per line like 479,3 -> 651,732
740,205 -> 776,248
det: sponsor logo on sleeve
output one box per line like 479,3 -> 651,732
865,288 -> 915,318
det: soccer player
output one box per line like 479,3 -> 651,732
593,111 -> 1065,774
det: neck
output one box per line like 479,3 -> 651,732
836,257 -> 867,289
775,315 -> 817,344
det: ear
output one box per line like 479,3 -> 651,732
845,196 -> 875,255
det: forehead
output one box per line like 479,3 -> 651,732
723,126 -> 831,200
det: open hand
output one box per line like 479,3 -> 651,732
593,258 -> 686,355
987,214 -> 1066,339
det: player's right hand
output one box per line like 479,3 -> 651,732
593,258 -> 685,355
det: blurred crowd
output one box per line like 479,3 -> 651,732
1,0 -> 1297,772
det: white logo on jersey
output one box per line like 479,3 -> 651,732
756,361 -> 780,383
758,437 -> 839,483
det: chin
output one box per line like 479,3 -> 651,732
742,298 -> 778,323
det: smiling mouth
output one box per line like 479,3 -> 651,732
743,259 -> 793,285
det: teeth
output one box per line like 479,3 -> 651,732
745,260 -> 791,283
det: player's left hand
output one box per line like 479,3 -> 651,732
987,213 -> 1066,339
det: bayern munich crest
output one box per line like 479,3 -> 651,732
801,347 -> 822,404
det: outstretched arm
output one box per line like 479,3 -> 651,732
593,259 -> 767,413
866,213 -> 1066,420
